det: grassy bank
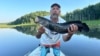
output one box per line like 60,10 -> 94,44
83,20 -> 100,29
0,23 -> 36,28
0,20 -> 100,29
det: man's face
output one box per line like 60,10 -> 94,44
50,6 -> 61,16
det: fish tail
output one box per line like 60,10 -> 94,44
82,23 -> 90,32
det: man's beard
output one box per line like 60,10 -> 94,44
50,13 -> 58,19
50,13 -> 58,23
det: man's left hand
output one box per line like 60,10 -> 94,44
68,24 -> 78,35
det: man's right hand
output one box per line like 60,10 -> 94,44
36,26 -> 45,39
38,26 -> 45,34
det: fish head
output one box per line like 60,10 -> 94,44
35,16 -> 49,27
35,17 -> 39,23
35,16 -> 44,23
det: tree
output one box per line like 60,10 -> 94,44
9,11 -> 50,25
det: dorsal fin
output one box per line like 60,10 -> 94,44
59,21 -> 82,25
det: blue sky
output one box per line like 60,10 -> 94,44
0,0 -> 100,23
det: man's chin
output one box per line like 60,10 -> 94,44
51,14 -> 58,19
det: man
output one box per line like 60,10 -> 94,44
36,3 -> 78,56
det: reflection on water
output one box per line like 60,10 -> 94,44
14,25 -> 100,39
82,28 -> 100,39
0,26 -> 100,56
61,34 -> 100,56
0,29 -> 39,56
14,25 -> 37,36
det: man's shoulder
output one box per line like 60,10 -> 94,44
44,15 -> 66,23
58,17 -> 66,23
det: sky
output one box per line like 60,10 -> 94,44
0,0 -> 100,23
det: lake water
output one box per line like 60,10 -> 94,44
0,28 -> 100,56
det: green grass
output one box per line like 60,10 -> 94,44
0,20 -> 100,29
0,23 -> 36,28
82,20 -> 100,29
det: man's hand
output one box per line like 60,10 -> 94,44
68,24 -> 78,35
38,26 -> 45,34
62,24 -> 78,41
36,26 -> 45,39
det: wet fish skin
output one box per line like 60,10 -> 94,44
35,16 -> 89,34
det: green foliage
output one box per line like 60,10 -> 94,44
82,20 -> 100,28
15,25 -> 37,36
9,11 -> 50,25
63,2 -> 100,21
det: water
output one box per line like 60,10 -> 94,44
0,28 -> 100,56
61,34 -> 100,56
0,28 -> 40,56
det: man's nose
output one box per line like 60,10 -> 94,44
53,10 -> 57,13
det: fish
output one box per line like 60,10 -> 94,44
35,16 -> 90,34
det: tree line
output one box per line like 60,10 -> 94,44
9,11 -> 49,25
63,2 -> 100,21
9,2 -> 100,25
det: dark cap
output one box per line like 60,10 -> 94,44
51,3 -> 61,8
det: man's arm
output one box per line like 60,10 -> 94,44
63,24 -> 78,41
63,33 -> 73,41
36,26 -> 45,39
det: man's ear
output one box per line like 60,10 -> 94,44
60,10 -> 61,13
59,10 -> 61,15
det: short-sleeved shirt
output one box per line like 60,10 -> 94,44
40,16 -> 66,45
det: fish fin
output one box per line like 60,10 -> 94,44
67,21 -> 82,24
60,21 -> 82,25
